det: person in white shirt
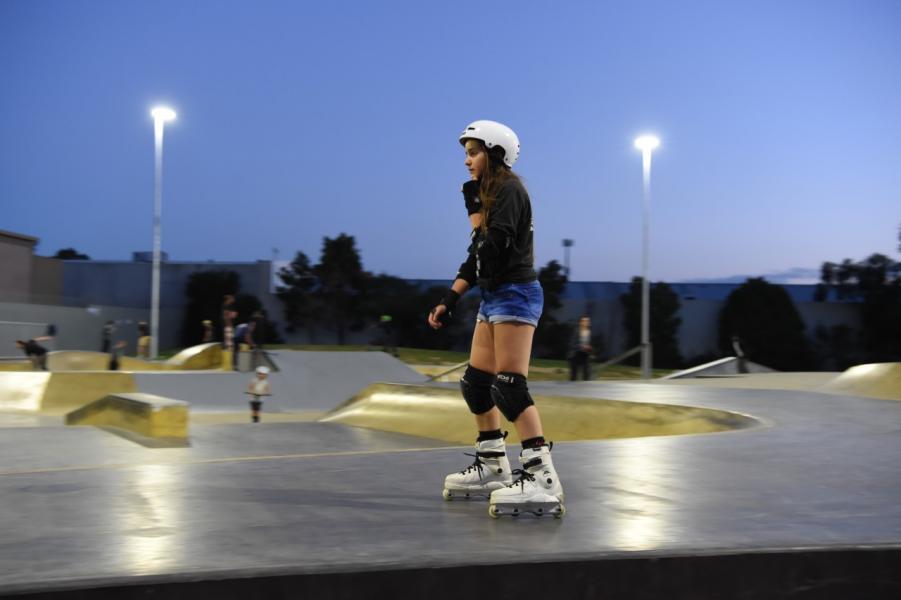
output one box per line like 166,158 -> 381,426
246,365 -> 271,423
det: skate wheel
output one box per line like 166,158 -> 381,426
554,505 -> 566,519
442,489 -> 452,501
488,505 -> 499,519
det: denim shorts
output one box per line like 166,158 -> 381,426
476,281 -> 544,326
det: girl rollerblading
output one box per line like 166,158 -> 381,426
429,120 -> 564,518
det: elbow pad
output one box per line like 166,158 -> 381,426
457,259 -> 477,286
477,229 -> 510,259
455,229 -> 480,285
476,229 -> 511,278
475,229 -> 511,284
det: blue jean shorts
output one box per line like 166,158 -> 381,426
476,281 -> 544,326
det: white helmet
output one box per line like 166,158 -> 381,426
459,120 -> 520,168
255,366 -> 270,375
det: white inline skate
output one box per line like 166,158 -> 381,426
488,444 -> 565,518
443,437 -> 513,501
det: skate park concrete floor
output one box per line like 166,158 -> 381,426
1,362 -> 901,597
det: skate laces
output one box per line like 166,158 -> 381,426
459,452 -> 487,477
459,450 -> 505,478
507,455 -> 544,489
508,468 -> 536,490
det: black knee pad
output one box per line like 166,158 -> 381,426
250,400 -> 262,412
490,372 -> 534,422
460,365 -> 495,415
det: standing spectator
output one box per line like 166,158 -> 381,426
137,321 -> 151,359
568,316 -> 593,381
108,340 -> 126,370
221,295 -> 238,351
16,337 -> 51,371
201,319 -> 214,343
232,321 -> 250,368
101,320 -> 115,353
249,311 -> 267,368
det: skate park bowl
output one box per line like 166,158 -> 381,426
819,362 -> 901,401
65,392 -> 189,447
320,382 -> 760,444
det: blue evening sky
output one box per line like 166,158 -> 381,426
2,0 -> 899,283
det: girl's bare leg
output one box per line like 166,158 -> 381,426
493,322 -> 543,440
468,320 -> 502,431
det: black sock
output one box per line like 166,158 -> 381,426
521,436 -> 546,450
477,429 -> 504,442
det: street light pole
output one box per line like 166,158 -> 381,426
562,239 -> 574,278
150,106 -> 176,360
634,135 -> 660,380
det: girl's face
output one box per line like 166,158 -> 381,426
464,139 -> 487,180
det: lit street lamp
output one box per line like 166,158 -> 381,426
150,106 -> 176,360
634,134 -> 660,380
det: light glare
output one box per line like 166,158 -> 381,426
634,135 -> 660,151
151,106 -> 177,122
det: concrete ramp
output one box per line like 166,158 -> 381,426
134,350 -> 427,412
662,356 -> 775,379
820,362 -> 901,401
0,357 -> 30,371
45,350 -> 160,371
0,371 -> 137,414
46,351 -> 109,371
320,382 -> 759,445
164,343 -> 222,370
66,392 -> 189,447
41,344 -> 222,372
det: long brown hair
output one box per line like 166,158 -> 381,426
473,141 -> 523,232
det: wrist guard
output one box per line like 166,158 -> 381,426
437,289 -> 460,325
462,180 -> 481,215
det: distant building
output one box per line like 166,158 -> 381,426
1,228 -> 863,361
0,229 -> 62,305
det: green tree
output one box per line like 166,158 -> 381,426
54,248 -> 90,260
812,324 -> 859,371
620,277 -> 683,368
533,260 -> 572,359
276,251 -> 318,337
362,275 -> 420,348
313,233 -> 367,345
815,253 -> 901,362
719,278 -> 811,370
181,270 -> 240,346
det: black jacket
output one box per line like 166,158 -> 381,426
456,178 -> 536,290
